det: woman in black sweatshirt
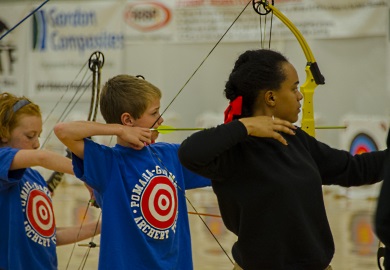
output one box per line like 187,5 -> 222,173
375,130 -> 390,270
178,49 -> 386,270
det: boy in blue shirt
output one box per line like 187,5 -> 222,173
55,74 -> 211,270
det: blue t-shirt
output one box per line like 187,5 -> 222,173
0,148 -> 57,270
72,139 -> 211,270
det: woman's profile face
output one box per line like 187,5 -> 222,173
5,114 -> 42,149
273,62 -> 303,123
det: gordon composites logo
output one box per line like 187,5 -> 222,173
32,7 -> 124,52
32,10 -> 47,50
131,166 -> 178,239
124,2 -> 171,31
20,182 -> 56,246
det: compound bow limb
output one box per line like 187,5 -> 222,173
252,0 -> 325,136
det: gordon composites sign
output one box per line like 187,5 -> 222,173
29,2 -> 124,97
32,6 -> 123,53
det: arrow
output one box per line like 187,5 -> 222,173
315,126 -> 346,130
150,125 -> 205,134
151,125 -> 346,134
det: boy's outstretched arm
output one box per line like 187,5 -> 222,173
54,121 -> 151,159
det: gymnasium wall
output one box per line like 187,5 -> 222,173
0,0 -> 388,148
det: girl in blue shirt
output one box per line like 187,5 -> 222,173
0,92 -> 100,270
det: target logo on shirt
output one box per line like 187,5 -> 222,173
21,182 -> 56,246
131,166 -> 179,240
141,176 -> 178,229
26,189 -> 56,236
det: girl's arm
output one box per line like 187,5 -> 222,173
10,149 -> 73,175
56,221 -> 101,246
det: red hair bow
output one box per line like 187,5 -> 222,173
224,96 -> 242,124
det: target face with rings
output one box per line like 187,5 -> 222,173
26,189 -> 56,237
141,176 -> 178,230
349,133 -> 378,155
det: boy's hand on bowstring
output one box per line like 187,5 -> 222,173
239,116 -> 296,146
121,126 -> 152,150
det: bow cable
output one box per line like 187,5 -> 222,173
0,0 -> 50,41
42,60 -> 90,126
43,69 -> 92,192
41,67 -> 92,149
65,51 -> 105,270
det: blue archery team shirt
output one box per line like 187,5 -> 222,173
0,148 -> 57,270
72,139 -> 211,270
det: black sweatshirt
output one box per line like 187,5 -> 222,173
178,120 -> 386,270
375,129 -> 390,269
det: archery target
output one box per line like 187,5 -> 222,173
141,176 -> 178,229
340,116 -> 388,153
350,211 -> 377,256
26,189 -> 56,237
349,133 -> 378,155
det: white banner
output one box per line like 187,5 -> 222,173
26,2 -> 124,100
123,0 -> 388,43
0,0 -> 388,98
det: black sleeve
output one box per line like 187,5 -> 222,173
300,130 -> 386,186
178,120 -> 248,180
375,129 -> 390,249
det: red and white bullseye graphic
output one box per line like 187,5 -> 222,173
26,189 -> 56,237
141,176 -> 178,229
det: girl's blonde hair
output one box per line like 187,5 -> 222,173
0,92 -> 41,140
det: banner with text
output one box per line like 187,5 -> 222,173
123,0 -> 387,43
0,0 -> 387,96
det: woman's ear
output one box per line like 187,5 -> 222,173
265,90 -> 276,107
121,112 -> 135,126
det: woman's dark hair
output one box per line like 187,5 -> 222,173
224,49 -> 288,118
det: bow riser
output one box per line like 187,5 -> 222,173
300,65 -> 316,136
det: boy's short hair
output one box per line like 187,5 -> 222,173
100,74 -> 162,124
